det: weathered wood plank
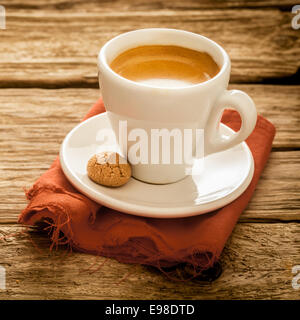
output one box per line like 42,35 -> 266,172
243,151 -> 300,222
0,86 -> 299,223
1,151 -> 299,224
0,7 -> 299,86
0,222 -> 299,299
1,0 -> 296,11
236,85 -> 300,149
0,85 -> 298,148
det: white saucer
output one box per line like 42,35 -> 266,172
60,112 -> 254,219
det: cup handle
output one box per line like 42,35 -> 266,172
205,89 -> 257,155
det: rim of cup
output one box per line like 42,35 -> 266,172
98,28 -> 230,91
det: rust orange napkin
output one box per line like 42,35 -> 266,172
19,98 -> 275,276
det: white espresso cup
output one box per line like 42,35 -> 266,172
98,28 -> 257,184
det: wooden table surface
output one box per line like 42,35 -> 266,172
0,0 -> 299,300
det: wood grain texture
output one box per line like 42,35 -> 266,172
1,0 -> 297,11
1,151 -> 299,224
0,4 -> 299,87
0,222 -> 299,299
0,86 -> 299,224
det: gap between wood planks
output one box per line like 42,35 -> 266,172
0,69 -> 299,89
0,0 -> 297,11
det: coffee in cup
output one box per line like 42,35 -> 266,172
110,45 -> 220,88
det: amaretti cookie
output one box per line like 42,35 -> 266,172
87,151 -> 131,187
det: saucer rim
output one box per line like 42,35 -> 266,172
59,112 -> 254,219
